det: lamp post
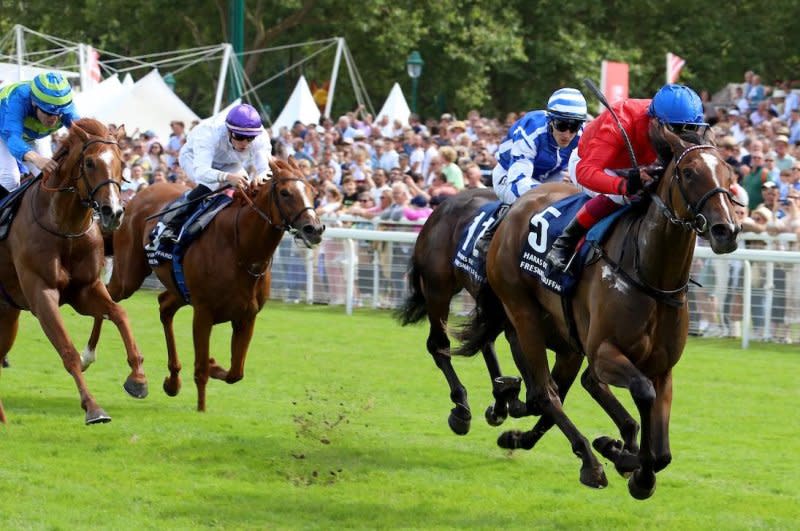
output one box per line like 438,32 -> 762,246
406,50 -> 424,114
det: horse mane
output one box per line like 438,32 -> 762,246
650,128 -> 708,165
52,118 -> 114,164
232,157 -> 306,207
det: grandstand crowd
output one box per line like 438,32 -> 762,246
47,71 -> 800,342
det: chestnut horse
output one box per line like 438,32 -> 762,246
396,189 -> 582,436
88,158 -> 324,411
456,124 -> 739,498
0,119 -> 148,424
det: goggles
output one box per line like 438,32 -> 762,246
230,132 -> 256,142
551,119 -> 582,133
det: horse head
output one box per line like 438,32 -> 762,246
63,120 -> 126,231
254,157 -> 324,247
650,123 -> 740,254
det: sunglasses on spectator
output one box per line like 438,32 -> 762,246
551,119 -> 582,133
230,132 -> 256,142
358,198 -> 373,203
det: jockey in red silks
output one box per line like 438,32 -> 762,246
546,84 -> 708,271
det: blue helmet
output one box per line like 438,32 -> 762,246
546,88 -> 588,121
30,72 -> 73,115
648,84 -> 705,126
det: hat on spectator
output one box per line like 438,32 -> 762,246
429,194 -> 446,206
775,135 -> 790,145
719,136 -> 738,149
751,205 -> 772,221
728,109 -> 740,116
765,151 -> 776,161
353,130 -> 366,140
410,195 -> 428,207
143,130 -> 156,138
761,180 -> 777,189
772,89 -> 786,99
440,113 -> 453,121
449,120 -> 467,132
342,137 -> 354,145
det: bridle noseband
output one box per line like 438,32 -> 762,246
648,143 -> 737,234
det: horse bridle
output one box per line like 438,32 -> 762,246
241,176 -> 316,234
648,143 -> 738,235
44,137 -> 122,213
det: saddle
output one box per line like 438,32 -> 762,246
0,177 -> 41,241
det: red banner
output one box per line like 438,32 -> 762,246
666,53 -> 686,84
600,61 -> 629,108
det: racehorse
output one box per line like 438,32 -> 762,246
87,157 -> 324,412
455,123 -> 739,498
396,188 -> 582,436
0,119 -> 148,424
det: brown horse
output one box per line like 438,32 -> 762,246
88,158 -> 324,412
456,124 -> 739,498
0,119 -> 148,424
396,188 -> 582,437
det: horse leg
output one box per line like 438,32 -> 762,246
499,307 -> 606,488
209,316 -> 255,383
20,279 -> 110,424
581,368 -> 641,475
81,317 -> 103,371
0,307 -> 21,424
651,370 -> 673,473
192,308 -> 214,412
594,341 -> 657,500
501,344 -> 584,452
159,290 -> 185,397
71,280 -> 148,398
482,340 -> 521,427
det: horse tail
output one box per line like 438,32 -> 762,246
452,282 -> 506,357
394,261 -> 428,326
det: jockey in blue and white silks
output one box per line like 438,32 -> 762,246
492,88 -> 588,205
475,88 -> 587,253
0,72 -> 80,197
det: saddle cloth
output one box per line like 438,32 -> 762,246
453,200 -> 505,285
0,177 -> 40,241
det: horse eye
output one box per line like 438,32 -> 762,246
279,188 -> 291,198
85,158 -> 95,169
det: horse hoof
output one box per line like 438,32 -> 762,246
497,430 -> 523,450
162,377 -> 181,397
123,378 -> 148,399
85,409 -> 112,425
484,405 -> 507,427
2,357 -> 10,368
628,470 -> 656,500
448,411 -> 471,435
580,465 -> 608,489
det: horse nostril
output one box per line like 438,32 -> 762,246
710,223 -> 735,241
100,205 -> 114,219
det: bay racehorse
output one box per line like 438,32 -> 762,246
456,124 -> 739,498
0,119 -> 148,424
88,158 -> 324,412
396,188 -> 582,436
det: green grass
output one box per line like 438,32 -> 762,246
0,291 -> 798,530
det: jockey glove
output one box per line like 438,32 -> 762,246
625,168 -> 643,196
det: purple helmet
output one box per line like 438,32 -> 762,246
225,103 -> 263,136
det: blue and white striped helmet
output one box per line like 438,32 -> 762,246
546,88 -> 588,121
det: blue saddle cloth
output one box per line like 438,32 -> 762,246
519,193 -> 630,296
453,200 -> 505,285
145,193 -> 232,302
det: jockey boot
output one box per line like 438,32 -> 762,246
159,185 -> 210,242
475,203 -> 510,255
546,218 -> 588,272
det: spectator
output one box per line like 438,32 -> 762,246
464,162 -> 487,189
742,151 -> 770,210
144,142 -> 167,176
439,146 -> 464,189
165,120 -> 186,167
403,195 -> 432,227
773,135 -> 796,171
379,182 -> 411,222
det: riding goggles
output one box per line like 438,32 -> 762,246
230,132 -> 257,142
552,119 -> 582,133
665,122 -> 706,135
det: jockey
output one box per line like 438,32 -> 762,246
157,103 -> 272,242
0,72 -> 80,199
546,83 -> 707,271
477,87 -> 587,253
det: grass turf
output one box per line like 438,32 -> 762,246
0,291 -> 797,529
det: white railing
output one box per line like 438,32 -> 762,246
134,217 -> 800,350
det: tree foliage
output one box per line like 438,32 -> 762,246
2,0 -> 799,120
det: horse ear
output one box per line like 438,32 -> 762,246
115,124 -> 127,141
71,123 -> 90,142
269,159 -> 279,176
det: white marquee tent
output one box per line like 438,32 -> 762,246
269,75 -> 320,134
375,82 -> 411,126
